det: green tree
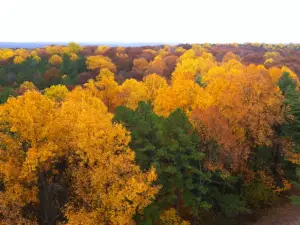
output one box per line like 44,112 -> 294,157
114,102 -> 212,224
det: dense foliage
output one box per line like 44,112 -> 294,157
0,42 -> 300,224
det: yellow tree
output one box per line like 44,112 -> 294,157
120,79 -> 149,110
15,81 -> 38,96
222,52 -> 241,63
172,52 -> 216,83
69,53 -> 78,61
86,55 -> 116,72
49,54 -> 63,66
154,79 -> 209,117
44,84 -> 69,102
158,208 -> 190,225
0,91 -> 56,224
0,49 -> 15,61
84,68 -> 122,112
132,58 -> 149,74
54,87 -> 159,225
146,57 -> 166,75
13,56 -> 25,64
194,63 -> 285,171
143,73 -> 168,102
45,46 -> 63,55
15,48 -> 30,59
0,89 -> 158,224
95,45 -> 110,54
67,42 -> 83,54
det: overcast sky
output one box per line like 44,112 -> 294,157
1,0 -> 300,43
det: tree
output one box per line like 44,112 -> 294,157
57,88 -> 158,225
132,58 -> 149,74
0,89 -> 158,224
158,208 -> 190,225
67,42 -> 83,54
154,78 -> 208,117
15,81 -> 38,95
69,53 -> 78,61
0,91 -> 56,224
119,79 -> 149,110
278,72 -> 300,164
13,56 -> 25,64
44,85 -> 69,102
143,74 -> 168,102
0,49 -> 15,61
49,54 -> 63,66
95,45 -> 110,54
45,46 -> 62,55
84,68 -> 121,112
86,55 -> 116,72
114,102 -> 213,224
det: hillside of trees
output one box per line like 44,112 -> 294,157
0,43 -> 300,225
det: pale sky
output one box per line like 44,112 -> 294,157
1,0 -> 300,43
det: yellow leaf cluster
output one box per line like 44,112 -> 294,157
15,48 -> 30,58
19,81 -> 37,91
0,88 -> 158,224
69,53 -> 78,61
44,84 -> 69,102
159,208 -> 190,225
120,79 -> 149,110
85,68 -> 121,112
13,56 -> 25,64
49,54 -> 63,65
67,42 -> 83,54
86,55 -> 116,72
143,73 -> 168,101
45,45 -> 63,55
95,45 -> 110,54
264,51 -> 280,59
0,49 -> 15,61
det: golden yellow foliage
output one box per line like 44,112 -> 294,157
143,73 -> 168,101
222,52 -> 241,63
67,42 -> 83,54
0,49 -> 15,61
264,58 -> 274,65
172,53 -> 217,82
86,55 -> 117,72
33,55 -> 41,62
95,45 -> 110,54
264,51 -> 280,59
133,58 -> 149,74
0,88 -> 158,224
159,208 -> 190,225
13,56 -> 25,64
49,54 -> 63,66
18,81 -> 37,94
116,46 -> 125,52
45,45 -> 62,55
15,48 -> 30,58
84,68 -> 121,112
192,44 -> 208,55
154,79 -> 207,117
205,64 -> 284,146
44,84 -> 69,101
55,88 -> 159,224
70,53 -> 78,61
116,52 -> 128,59
143,48 -> 158,55
175,46 -> 186,53
120,79 -> 149,109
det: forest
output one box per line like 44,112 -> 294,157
0,42 -> 300,225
